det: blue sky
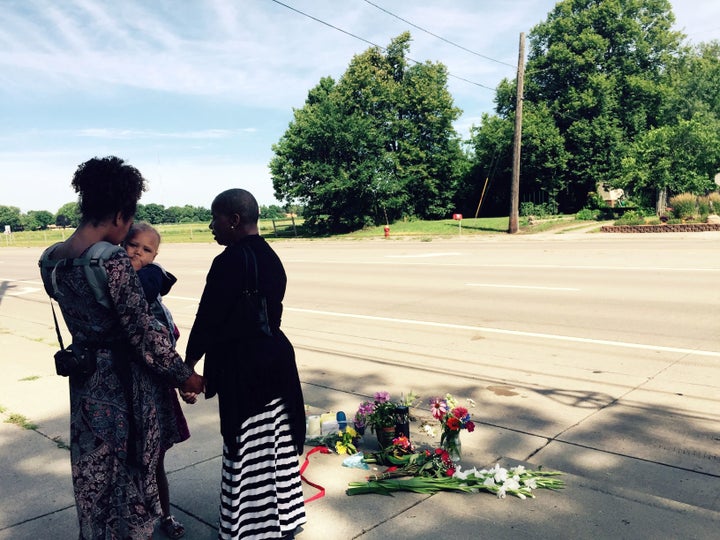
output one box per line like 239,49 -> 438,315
1,0 -> 718,213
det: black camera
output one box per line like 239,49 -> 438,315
54,345 -> 96,378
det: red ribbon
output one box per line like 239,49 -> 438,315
300,446 -> 331,503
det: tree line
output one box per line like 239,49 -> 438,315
270,0 -> 720,233
0,202 -> 290,231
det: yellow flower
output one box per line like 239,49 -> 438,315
336,441 -> 348,454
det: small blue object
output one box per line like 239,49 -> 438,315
343,452 -> 369,469
336,411 -> 347,430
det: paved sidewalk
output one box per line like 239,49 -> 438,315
1,326 -> 719,540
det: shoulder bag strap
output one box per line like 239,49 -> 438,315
246,246 -> 260,291
50,301 -> 66,350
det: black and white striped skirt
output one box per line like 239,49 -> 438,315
219,398 -> 306,539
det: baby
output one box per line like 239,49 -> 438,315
123,222 -> 188,539
124,222 -> 179,341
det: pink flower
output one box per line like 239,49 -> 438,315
374,391 -> 390,403
429,397 -> 448,420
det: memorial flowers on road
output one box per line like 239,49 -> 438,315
347,453 -> 564,499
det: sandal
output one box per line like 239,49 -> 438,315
160,515 -> 185,539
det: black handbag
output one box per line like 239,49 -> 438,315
51,302 -> 96,378
238,246 -> 272,337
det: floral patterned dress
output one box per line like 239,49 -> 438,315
40,244 -> 192,539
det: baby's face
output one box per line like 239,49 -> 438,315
125,230 -> 159,271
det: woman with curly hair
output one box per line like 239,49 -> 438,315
39,156 -> 204,539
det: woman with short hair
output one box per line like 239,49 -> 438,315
184,188 -> 306,539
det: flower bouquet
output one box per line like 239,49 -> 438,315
305,426 -> 360,455
362,435 -> 416,467
430,394 -> 475,460
355,391 -> 418,448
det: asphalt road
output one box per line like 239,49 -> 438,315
1,230 -> 719,537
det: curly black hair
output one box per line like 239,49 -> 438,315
71,156 -> 146,225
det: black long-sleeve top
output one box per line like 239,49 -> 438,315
186,234 -> 305,452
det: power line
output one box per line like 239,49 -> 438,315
362,0 -> 516,69
269,0 -> 498,91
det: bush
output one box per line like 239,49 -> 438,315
697,196 -> 711,217
707,192 -> 720,214
520,202 -> 554,218
575,208 -> 598,221
585,191 -> 605,210
669,193 -> 697,220
614,210 -> 646,226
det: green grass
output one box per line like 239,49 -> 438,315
341,217 -> 510,238
52,436 -> 70,450
1,215 -> 595,247
5,413 -> 37,430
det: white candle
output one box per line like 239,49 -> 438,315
307,415 -> 321,437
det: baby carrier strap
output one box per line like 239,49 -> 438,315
39,241 -> 124,309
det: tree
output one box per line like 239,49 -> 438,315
459,113 -> 514,217
620,111 -> 720,209
271,33 -> 465,233
55,202 -> 79,227
260,205 -> 286,220
465,0 -> 687,214
524,0 -> 683,211
139,203 -> 166,224
22,210 -> 54,230
0,205 -> 22,230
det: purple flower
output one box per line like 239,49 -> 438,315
357,401 -> 375,416
374,391 -> 391,403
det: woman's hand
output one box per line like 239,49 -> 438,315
179,391 -> 198,404
181,372 -> 204,395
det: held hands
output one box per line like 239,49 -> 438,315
180,372 -> 205,404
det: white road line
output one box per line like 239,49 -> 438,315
386,252 -> 461,258
286,307 -> 720,358
466,283 -> 579,291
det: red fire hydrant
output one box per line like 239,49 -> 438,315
384,226 -> 390,238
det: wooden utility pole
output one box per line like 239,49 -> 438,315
508,32 -> 525,234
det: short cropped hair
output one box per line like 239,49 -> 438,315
212,188 -> 259,225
